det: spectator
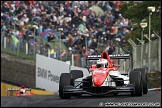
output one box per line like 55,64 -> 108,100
47,33 -> 56,42
84,48 -> 90,57
23,14 -> 29,24
1,1 -> 133,67
29,1 -> 34,6
1,22 -> 6,31
108,45 -> 115,55
61,49 -> 66,60
37,23 -> 43,34
51,13 -> 58,27
50,48 -> 54,58
104,44 -> 110,52
104,43 -> 115,55
19,18 -> 25,28
89,38 -> 97,54
83,8 -> 89,16
120,36 -> 127,47
67,33 -> 74,47
105,30 -> 114,44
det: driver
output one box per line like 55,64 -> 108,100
96,59 -> 108,68
19,85 -> 26,94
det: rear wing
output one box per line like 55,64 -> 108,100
86,54 -> 131,71
86,54 -> 130,60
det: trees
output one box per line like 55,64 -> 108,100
119,1 -> 161,44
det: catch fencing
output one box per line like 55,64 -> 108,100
1,31 -> 71,62
1,31 -> 161,73
132,38 -> 161,72
1,32 -> 46,60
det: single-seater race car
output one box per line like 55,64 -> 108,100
15,85 -> 35,96
59,51 -> 148,99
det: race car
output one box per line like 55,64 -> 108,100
59,51 -> 148,99
15,85 -> 35,96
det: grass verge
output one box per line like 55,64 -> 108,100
147,71 -> 161,89
1,47 -> 35,61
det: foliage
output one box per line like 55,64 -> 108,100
119,1 -> 161,45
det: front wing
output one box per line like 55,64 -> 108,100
63,84 -> 134,96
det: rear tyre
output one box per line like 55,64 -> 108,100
59,73 -> 71,99
134,68 -> 148,94
129,70 -> 142,96
70,70 -> 83,96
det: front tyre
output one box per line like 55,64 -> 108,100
59,73 -> 71,99
70,70 -> 83,97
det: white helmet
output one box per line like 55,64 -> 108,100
20,89 -> 26,94
96,59 -> 108,68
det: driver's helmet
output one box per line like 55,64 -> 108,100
96,59 -> 108,68
19,86 -> 26,94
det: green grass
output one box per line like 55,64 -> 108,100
147,72 -> 161,89
1,47 -> 35,61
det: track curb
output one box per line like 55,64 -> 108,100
148,87 -> 161,91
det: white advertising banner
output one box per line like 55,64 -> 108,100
71,66 -> 89,77
36,54 -> 70,92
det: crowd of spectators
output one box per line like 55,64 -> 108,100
1,1 -> 132,64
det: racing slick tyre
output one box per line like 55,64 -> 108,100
70,70 -> 83,96
133,68 -> 148,94
129,70 -> 142,96
59,73 -> 71,99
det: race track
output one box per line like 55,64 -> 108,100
1,91 -> 161,107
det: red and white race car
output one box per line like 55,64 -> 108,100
59,51 -> 148,99
15,85 -> 35,96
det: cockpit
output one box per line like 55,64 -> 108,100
96,59 -> 108,68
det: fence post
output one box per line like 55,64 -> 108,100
133,45 -> 136,69
148,42 -> 151,72
141,44 -> 143,68
72,54 -> 74,66
118,47 -> 120,64
159,39 -> 161,72
26,42 -> 28,55
4,36 -> 6,48
48,48 -> 50,58
124,59 -> 126,73
16,36 -> 20,57
1,33 -> 3,50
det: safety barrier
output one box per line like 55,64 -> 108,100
36,54 -> 70,92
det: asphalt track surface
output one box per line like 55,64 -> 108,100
1,91 -> 161,107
